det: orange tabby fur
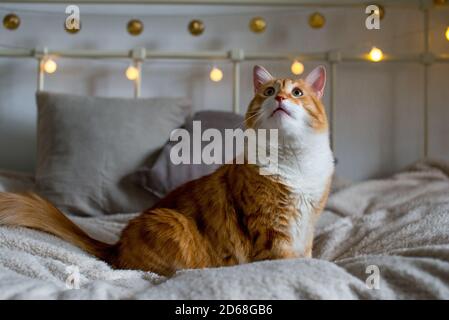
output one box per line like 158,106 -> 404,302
0,65 -> 333,277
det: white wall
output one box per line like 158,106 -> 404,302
0,4 -> 448,181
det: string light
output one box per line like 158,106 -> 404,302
373,4 -> 385,20
290,60 -> 304,75
126,65 -> 139,81
188,19 -> 204,36
127,19 -> 143,36
309,12 -> 325,29
43,58 -> 57,74
369,47 -> 384,62
65,21 -> 81,34
209,67 -> 223,82
249,17 -> 266,33
3,13 -> 20,30
445,27 -> 449,41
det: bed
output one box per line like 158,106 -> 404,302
1,159 -> 448,299
1,0 -> 448,301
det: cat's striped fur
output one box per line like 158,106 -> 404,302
0,65 -> 334,276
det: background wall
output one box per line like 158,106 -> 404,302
0,3 -> 448,181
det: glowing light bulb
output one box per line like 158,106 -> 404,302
290,60 -> 304,75
43,59 -> 57,74
445,27 -> 449,41
210,67 -> 223,82
126,65 -> 139,81
369,47 -> 384,62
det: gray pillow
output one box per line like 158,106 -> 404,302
35,92 -> 190,216
133,110 -> 244,198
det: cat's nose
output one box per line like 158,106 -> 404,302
275,95 -> 286,103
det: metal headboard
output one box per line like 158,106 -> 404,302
0,0 -> 448,157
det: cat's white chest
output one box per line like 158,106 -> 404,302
277,139 -> 334,256
260,131 -> 334,257
289,195 -> 316,255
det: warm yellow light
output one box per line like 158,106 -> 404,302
445,27 -> 449,41
210,67 -> 223,82
369,47 -> 384,62
291,60 -> 304,75
43,59 -> 57,74
126,65 -> 139,81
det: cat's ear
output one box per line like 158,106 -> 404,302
305,66 -> 326,99
253,65 -> 273,93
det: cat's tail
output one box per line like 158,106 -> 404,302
0,192 -> 115,261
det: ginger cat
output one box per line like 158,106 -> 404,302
0,65 -> 334,277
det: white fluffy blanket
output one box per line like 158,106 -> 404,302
1,160 -> 449,299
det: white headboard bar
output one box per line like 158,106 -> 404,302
130,48 -> 146,98
2,49 -> 448,63
0,0 -> 426,7
1,0 -> 447,157
230,49 -> 244,113
423,5 -> 431,159
1,47 -> 448,157
33,47 -> 47,92
327,51 -> 341,152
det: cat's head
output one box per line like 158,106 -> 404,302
246,65 -> 328,139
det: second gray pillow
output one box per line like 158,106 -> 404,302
133,110 -> 244,199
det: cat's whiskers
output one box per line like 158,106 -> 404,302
234,111 -> 260,130
251,107 -> 270,128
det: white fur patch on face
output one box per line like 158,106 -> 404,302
255,82 -> 309,138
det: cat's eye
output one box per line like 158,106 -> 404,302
263,87 -> 275,96
292,88 -> 303,97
